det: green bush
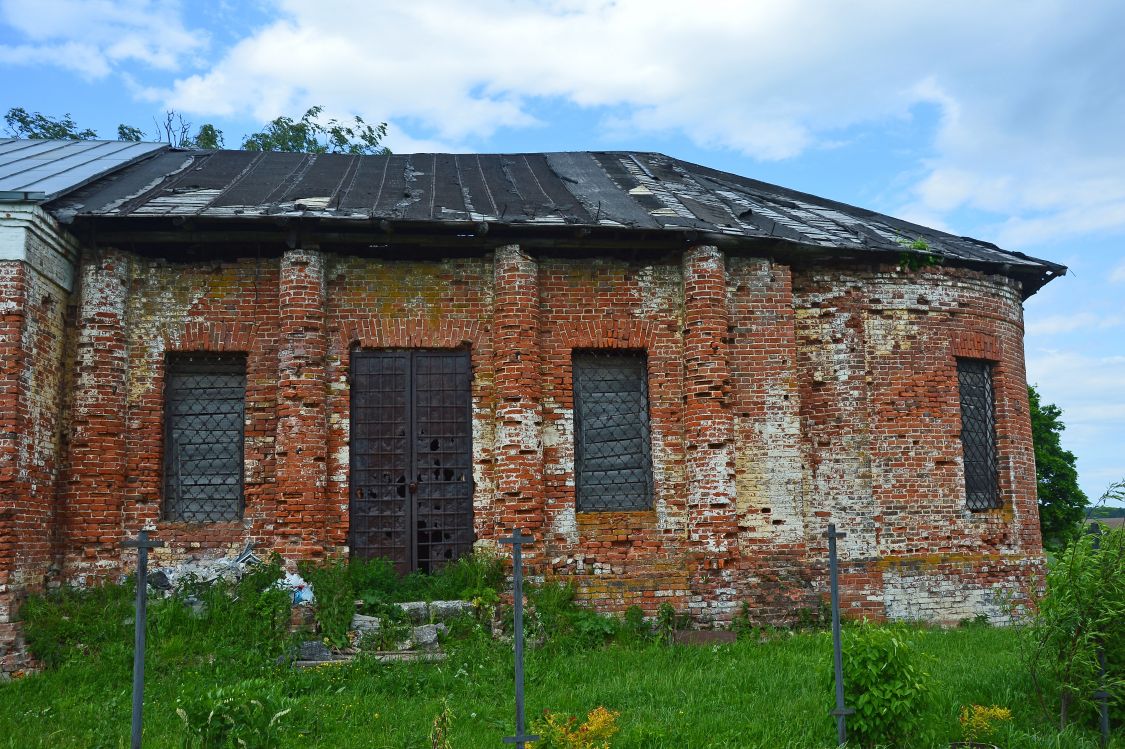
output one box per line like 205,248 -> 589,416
839,621 -> 930,748
1027,521 -> 1125,729
525,581 -> 622,649
21,556 -> 292,689
349,549 -> 504,608
298,557 -> 355,649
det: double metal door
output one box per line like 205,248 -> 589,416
349,349 -> 474,573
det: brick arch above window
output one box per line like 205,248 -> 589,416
950,330 -> 1003,363
171,321 -> 262,353
551,319 -> 660,351
335,318 -> 485,353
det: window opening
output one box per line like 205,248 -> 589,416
957,358 -> 1000,511
163,352 -> 246,522
573,350 -> 653,512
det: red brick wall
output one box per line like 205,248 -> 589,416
0,255 -> 70,674
38,245 -> 1044,633
60,252 -> 281,575
538,254 -> 690,614
793,264 -> 1042,621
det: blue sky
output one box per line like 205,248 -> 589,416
2,0 -> 1122,505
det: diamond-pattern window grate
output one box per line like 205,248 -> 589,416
957,358 -> 1000,511
573,350 -> 653,512
163,353 -> 246,522
350,350 -> 474,574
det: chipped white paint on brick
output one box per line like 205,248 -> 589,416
73,256 -> 128,422
471,401 -> 497,520
18,267 -> 69,496
0,204 -> 78,291
634,264 -> 682,319
883,568 -> 1024,624
123,260 -> 210,404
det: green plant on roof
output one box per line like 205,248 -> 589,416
894,236 -> 941,270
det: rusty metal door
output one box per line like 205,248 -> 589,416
350,349 -> 474,573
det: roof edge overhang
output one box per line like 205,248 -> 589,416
66,213 -> 1066,300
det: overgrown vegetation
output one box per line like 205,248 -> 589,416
895,236 -> 941,270
531,706 -> 621,748
838,621 -> 930,747
4,554 -> 1124,747
959,704 -> 1013,745
1027,517 -> 1125,732
348,549 -> 504,609
1031,384 -> 1090,549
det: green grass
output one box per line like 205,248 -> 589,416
1,583 -> 1123,747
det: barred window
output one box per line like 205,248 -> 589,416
957,358 -> 1000,511
573,350 -> 653,512
163,353 -> 246,522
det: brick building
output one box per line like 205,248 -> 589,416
0,139 -> 1064,672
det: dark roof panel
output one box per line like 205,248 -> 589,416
45,146 -> 1064,291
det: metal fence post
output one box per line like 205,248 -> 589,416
123,529 -> 164,749
825,523 -> 854,746
500,528 -> 539,749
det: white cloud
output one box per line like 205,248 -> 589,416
1026,348 -> 1125,501
7,0 -> 1125,250
0,0 -> 207,79
133,0 -> 1125,248
1026,313 -> 1123,337
1111,261 -> 1125,284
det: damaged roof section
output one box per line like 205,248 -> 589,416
49,148 -> 1065,293
0,138 -> 166,202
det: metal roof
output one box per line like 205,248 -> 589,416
0,138 -> 166,202
48,148 -> 1064,294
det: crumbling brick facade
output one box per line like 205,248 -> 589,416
0,234 -> 1046,673
0,204 -> 75,674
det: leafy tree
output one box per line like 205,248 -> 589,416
191,123 -> 224,150
152,111 -> 225,150
6,105 -> 386,155
116,124 -> 144,142
241,105 -> 388,155
1030,385 -> 1088,549
4,107 -> 97,140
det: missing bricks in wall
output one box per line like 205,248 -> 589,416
0,240 -> 1045,670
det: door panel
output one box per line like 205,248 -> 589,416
350,349 -> 474,573
413,351 -> 474,571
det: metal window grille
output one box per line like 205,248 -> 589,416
163,353 -> 246,522
573,350 -> 653,512
349,350 -> 474,574
957,358 -> 1000,511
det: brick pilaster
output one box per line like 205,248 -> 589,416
0,508 -> 21,674
492,244 -> 544,553
61,251 -> 129,578
275,248 -> 329,559
683,245 -> 738,619
0,263 -> 26,663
